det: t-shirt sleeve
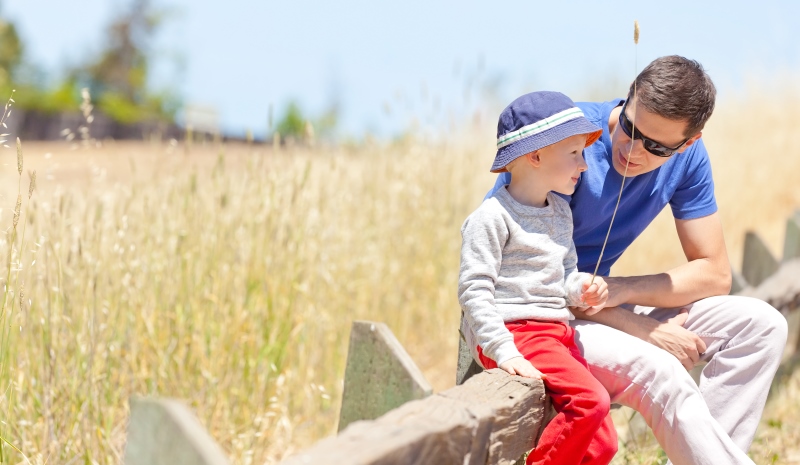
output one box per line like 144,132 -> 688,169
485,172 -> 512,201
669,140 -> 718,220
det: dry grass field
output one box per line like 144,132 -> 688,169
0,85 -> 798,464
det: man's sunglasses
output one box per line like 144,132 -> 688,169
618,102 -> 689,158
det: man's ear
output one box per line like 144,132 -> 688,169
678,132 -> 703,153
524,151 -> 542,167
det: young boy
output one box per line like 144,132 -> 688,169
458,91 -> 617,465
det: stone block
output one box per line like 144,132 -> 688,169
124,397 -> 229,465
338,321 -> 432,432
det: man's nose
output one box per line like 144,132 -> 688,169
629,139 -> 649,158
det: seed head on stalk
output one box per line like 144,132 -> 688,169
13,194 -> 21,229
28,171 -> 37,199
587,19 -> 640,291
16,137 -> 22,175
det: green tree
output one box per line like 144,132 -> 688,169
0,15 -> 23,87
77,0 -> 180,122
276,102 -> 307,140
275,101 -> 339,142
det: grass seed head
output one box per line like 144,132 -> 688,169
13,193 -> 21,228
634,20 -> 640,44
16,137 -> 22,175
28,170 -> 36,199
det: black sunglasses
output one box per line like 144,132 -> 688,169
618,102 -> 689,158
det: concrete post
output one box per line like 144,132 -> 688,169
742,231 -> 779,288
338,321 -> 433,431
124,397 -> 229,465
783,213 -> 800,261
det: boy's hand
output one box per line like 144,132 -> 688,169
581,277 -> 609,316
498,357 -> 546,380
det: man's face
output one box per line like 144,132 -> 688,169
610,97 -> 702,177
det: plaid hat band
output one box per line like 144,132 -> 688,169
496,107 -> 586,149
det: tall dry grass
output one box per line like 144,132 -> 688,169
0,84 -> 797,464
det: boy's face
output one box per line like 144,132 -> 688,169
536,134 -> 589,195
610,96 -> 702,177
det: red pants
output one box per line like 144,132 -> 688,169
478,320 -> 617,465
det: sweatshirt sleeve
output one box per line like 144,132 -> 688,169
458,204 -> 523,366
563,237 -> 592,307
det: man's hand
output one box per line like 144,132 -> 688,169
581,277 -> 609,315
645,309 -> 707,370
498,356 -> 546,380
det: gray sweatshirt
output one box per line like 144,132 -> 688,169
458,186 -> 591,367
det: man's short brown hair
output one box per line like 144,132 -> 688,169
628,55 -> 716,137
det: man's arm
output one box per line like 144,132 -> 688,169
573,213 -> 730,368
572,306 -> 705,370
605,212 -> 732,309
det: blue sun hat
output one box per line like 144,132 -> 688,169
491,91 -> 603,173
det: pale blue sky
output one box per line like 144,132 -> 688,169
4,0 -> 800,138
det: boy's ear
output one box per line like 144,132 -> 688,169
524,151 -> 542,167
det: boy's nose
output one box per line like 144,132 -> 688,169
578,155 -> 588,172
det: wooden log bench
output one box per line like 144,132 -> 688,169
282,369 -> 547,465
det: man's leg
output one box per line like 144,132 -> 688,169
571,318 -> 756,465
634,295 -> 788,451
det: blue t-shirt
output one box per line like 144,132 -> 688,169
487,99 -> 717,276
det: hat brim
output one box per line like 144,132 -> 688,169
491,118 -> 603,173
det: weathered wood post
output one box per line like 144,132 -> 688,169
338,321 -> 433,431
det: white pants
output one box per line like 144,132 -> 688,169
571,295 -> 788,465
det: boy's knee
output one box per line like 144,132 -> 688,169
574,388 -> 612,423
598,438 -> 619,463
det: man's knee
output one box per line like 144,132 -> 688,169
737,296 -> 788,355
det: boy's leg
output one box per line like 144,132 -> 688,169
481,321 -> 617,465
633,295 -> 787,452
570,300 -> 774,465
566,341 -> 618,465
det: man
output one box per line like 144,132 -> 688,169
486,56 -> 787,465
